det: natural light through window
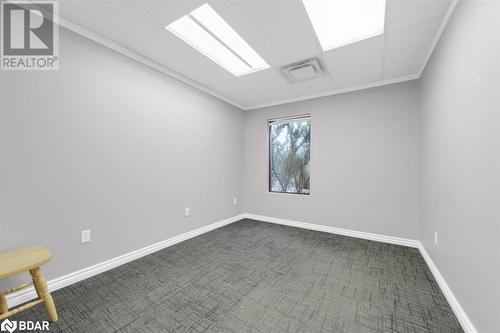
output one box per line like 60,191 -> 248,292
302,0 -> 386,51
269,116 -> 311,195
165,4 -> 270,77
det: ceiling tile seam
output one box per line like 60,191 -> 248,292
126,1 -> 207,45
31,0 -> 458,111
381,16 -> 448,79
381,0 -> 389,77
382,28 -> 388,79
245,0 -> 459,110
385,16 -> 441,35
271,68 -> 305,98
280,61 -> 335,97
415,0 -> 458,77
244,73 -> 420,111
187,13 -> 253,69
238,77 -> 273,105
319,55 -> 339,89
36,6 -> 247,110
296,0 -> 324,54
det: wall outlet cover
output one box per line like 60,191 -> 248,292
81,229 -> 91,243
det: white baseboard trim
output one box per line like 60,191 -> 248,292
6,213 -> 246,308
417,244 -> 478,333
243,213 -> 476,333
243,213 -> 420,248
7,212 -> 476,333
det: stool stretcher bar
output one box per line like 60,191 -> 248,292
0,299 -> 44,320
0,246 -> 58,321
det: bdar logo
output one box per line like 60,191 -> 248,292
0,319 -> 17,333
0,319 -> 49,332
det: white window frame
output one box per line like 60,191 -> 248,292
268,114 -> 311,195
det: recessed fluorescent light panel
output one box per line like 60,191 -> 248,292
302,0 -> 386,51
166,4 -> 270,77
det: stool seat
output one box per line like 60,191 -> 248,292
0,246 -> 57,322
0,246 -> 52,280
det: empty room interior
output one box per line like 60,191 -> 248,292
0,0 -> 499,332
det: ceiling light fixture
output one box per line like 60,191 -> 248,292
302,0 -> 386,51
165,4 -> 270,77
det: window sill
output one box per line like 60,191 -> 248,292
267,191 -> 311,197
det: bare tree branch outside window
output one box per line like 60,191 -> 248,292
269,116 -> 310,194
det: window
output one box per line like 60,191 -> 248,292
269,115 -> 311,195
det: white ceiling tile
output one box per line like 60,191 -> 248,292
211,79 -> 268,107
324,35 -> 384,89
58,0 -> 453,108
291,75 -> 337,96
385,0 -> 451,32
60,0 -> 202,45
129,28 -> 234,86
238,70 -> 297,101
209,0 -> 321,67
384,19 -> 441,79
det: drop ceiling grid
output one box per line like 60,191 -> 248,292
324,35 -> 385,90
211,0 -> 323,68
55,0 -> 456,109
383,18 -> 443,79
212,0 -> 451,105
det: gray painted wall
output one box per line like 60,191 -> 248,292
420,1 -> 500,331
1,5 -> 496,331
243,82 -> 420,239
0,28 -> 244,286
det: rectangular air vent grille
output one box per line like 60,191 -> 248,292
281,58 -> 326,83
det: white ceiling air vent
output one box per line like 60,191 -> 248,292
281,58 -> 325,84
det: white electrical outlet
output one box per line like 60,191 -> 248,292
434,231 -> 439,245
81,229 -> 91,243
233,198 -> 237,205
185,207 -> 191,217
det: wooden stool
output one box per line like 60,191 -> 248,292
0,246 -> 58,322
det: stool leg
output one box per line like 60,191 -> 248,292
0,294 -> 8,314
30,267 -> 58,322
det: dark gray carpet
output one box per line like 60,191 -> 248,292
12,219 -> 463,332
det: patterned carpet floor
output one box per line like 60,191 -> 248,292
12,219 -> 463,332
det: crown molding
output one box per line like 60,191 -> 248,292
25,3 -> 246,110
28,0 -> 457,111
242,0 -> 458,111
242,73 -> 420,110
417,0 -> 458,78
